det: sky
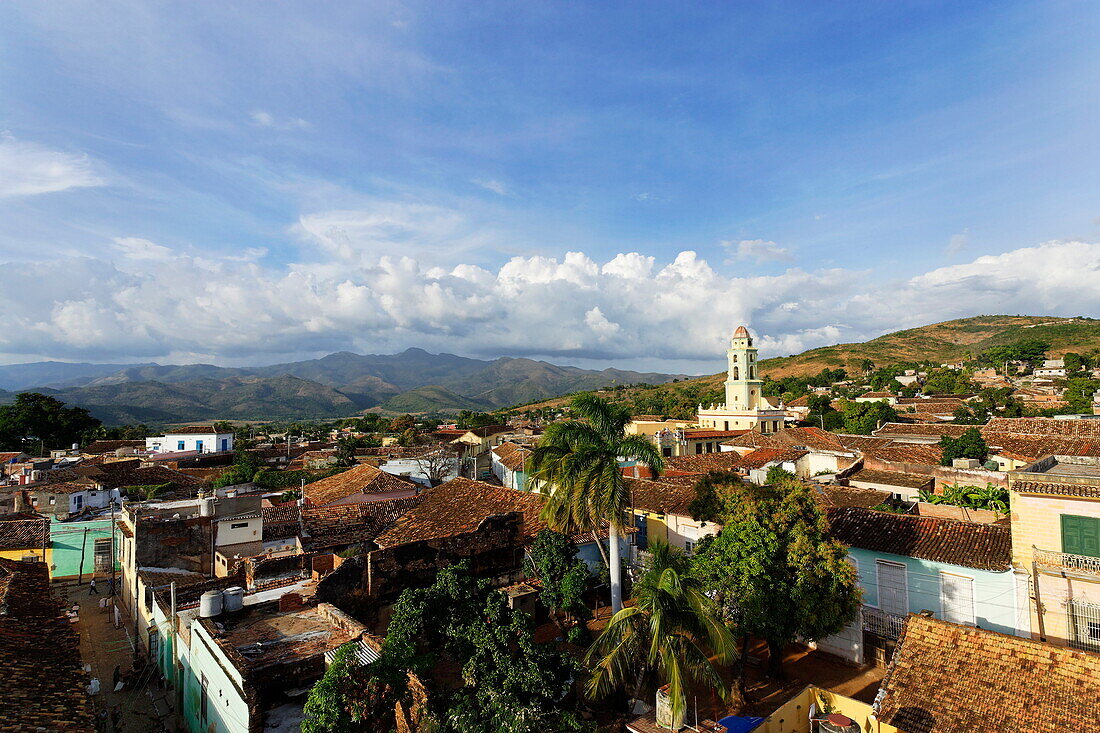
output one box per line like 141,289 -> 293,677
2,1 -> 1100,374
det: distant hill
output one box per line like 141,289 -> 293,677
758,315 -> 1100,378
1,348 -> 687,424
514,315 -> 1100,412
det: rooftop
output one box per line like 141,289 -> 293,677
876,614 -> 1100,733
206,601 -> 360,671
0,559 -> 96,731
846,467 -> 934,489
303,463 -> 419,506
828,507 -> 1011,571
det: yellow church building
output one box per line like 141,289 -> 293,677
696,325 -> 786,433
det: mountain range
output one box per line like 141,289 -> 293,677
0,349 -> 687,425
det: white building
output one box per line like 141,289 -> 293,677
696,325 -> 787,433
146,425 -> 233,454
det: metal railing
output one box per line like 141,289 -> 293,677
861,606 -> 906,640
1067,600 -> 1100,653
1033,547 -> 1100,577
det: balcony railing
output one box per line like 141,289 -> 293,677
861,606 -> 906,640
1033,547 -> 1100,577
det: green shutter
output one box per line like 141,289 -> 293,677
1062,515 -> 1100,558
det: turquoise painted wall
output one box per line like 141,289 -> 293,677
848,547 -> 1019,636
49,517 -> 120,580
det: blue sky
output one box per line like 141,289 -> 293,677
2,1 -> 1100,373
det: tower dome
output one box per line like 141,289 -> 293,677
733,325 -> 751,338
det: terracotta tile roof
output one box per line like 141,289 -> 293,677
137,567 -> 209,589
0,451 -> 26,463
986,434 -> 1100,462
626,476 -> 702,516
0,559 -> 96,731
58,459 -> 202,490
492,441 -> 530,471
461,424 -> 511,438
665,452 -> 748,474
720,432 -> 785,450
740,447 -> 808,470
859,391 -> 896,399
374,477 -> 625,548
631,415 -> 668,422
986,416 -> 1100,437
82,439 -> 146,454
778,426 -> 848,451
847,468 -> 934,490
303,463 -> 419,506
811,484 -> 891,511
828,507 -> 1011,571
872,423 -> 972,439
302,497 -> 422,550
785,395 -> 810,407
1011,480 -> 1100,499
29,481 -> 89,495
876,614 -> 1100,733
895,396 -> 966,407
0,517 -> 49,550
835,435 -> 895,452
860,442 -> 944,465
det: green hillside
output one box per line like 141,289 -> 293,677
380,385 -> 492,413
513,315 -> 1100,414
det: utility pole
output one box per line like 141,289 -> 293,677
77,526 -> 89,585
110,500 -> 118,599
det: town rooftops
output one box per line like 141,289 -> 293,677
858,391 -> 896,399
457,424 -> 511,438
859,442 -> 944,466
263,498 -> 423,548
811,484 -> 891,511
871,422 -> 972,441
681,429 -> 752,440
665,452 -> 748,475
846,467 -> 934,490
82,439 -> 146,454
828,507 -> 1011,571
0,558 -> 96,731
987,416 -> 1100,437
740,447 -> 808,470
374,477 -> 624,548
876,614 -> 1100,733
626,476 -> 703,517
0,515 -> 49,550
491,441 -> 531,472
303,463 -> 420,506
1011,479 -> 1100,500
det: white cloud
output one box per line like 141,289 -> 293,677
725,238 -> 793,263
947,229 -> 969,255
0,134 -> 104,198
2,234 -> 1099,368
250,110 -> 311,130
472,178 -> 508,196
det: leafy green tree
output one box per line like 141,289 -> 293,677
1063,377 -> 1100,414
840,399 -> 898,435
334,437 -> 359,467
688,472 -> 739,523
939,427 -> 988,465
303,644 -> 365,733
765,465 -> 797,486
529,393 -> 664,612
587,542 -> 734,722
0,393 -> 101,453
691,479 -> 861,680
859,359 -> 875,373
213,448 -> 264,488
524,529 -> 591,634
1063,352 -> 1087,374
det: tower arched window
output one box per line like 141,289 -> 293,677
732,367 -> 739,380
732,355 -> 738,363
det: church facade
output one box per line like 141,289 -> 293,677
696,325 -> 786,433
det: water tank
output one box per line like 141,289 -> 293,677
199,590 -> 223,618
199,497 -> 216,517
223,586 -> 245,613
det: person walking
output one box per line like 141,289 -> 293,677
89,576 -> 98,595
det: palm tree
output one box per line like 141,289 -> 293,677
528,392 -> 663,612
585,541 -> 735,722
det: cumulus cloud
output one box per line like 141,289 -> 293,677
0,133 -> 104,197
1,236 -> 1098,368
725,238 -> 793,263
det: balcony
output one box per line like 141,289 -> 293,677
1033,547 -> 1100,578
862,605 -> 906,639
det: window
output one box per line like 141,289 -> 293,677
195,440 -> 204,452
1068,600 -> 1100,652
662,446 -> 672,458
94,538 -> 112,570
875,560 -> 908,616
74,495 -> 83,510
939,573 -> 975,626
49,497 -> 56,505
695,443 -> 703,455
229,522 -> 249,529
684,540 -> 696,555
1062,514 -> 1100,558
148,630 -> 159,670
200,673 -> 209,722
177,440 -> 185,451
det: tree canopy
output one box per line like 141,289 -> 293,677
939,427 -> 988,466
0,392 -> 101,453
840,399 -> 898,434
690,477 -> 860,679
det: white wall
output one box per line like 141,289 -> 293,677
146,432 -> 233,454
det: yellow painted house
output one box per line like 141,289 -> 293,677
0,515 -> 49,564
1009,455 -> 1100,652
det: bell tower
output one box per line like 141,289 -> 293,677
724,325 -> 762,410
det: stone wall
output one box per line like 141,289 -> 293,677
863,456 -> 1008,489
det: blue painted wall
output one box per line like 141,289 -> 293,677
848,547 -> 1019,636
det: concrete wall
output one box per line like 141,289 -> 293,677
753,685 -> 902,733
49,517 -> 119,581
863,456 -> 1008,489
849,547 -> 1021,636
